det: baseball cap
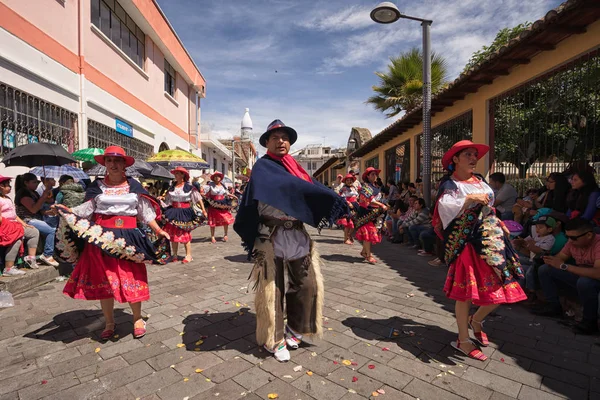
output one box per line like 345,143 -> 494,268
535,215 -> 557,228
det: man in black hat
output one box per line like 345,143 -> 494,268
234,120 -> 347,362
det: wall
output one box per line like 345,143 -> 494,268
359,19 -> 600,183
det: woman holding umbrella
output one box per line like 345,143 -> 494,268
55,146 -> 170,340
204,171 -> 236,243
160,167 -> 207,263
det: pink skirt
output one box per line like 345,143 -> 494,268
207,208 -> 234,227
163,222 -> 192,243
444,243 -> 526,306
355,222 -> 381,244
337,218 -> 354,229
63,245 -> 149,303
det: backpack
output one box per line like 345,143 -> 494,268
59,184 -> 85,208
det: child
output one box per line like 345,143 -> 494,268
513,215 -> 556,263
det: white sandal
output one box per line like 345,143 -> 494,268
264,340 -> 290,362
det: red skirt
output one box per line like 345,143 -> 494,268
63,245 -> 149,303
163,222 -> 192,243
355,222 -> 381,244
207,208 -> 234,227
443,243 -> 526,306
337,218 -> 354,229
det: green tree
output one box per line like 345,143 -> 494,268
366,48 -> 448,118
463,22 -> 532,72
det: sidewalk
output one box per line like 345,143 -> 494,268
0,226 -> 598,399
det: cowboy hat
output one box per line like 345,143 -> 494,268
94,146 -> 135,167
170,166 -> 190,181
362,166 -> 381,182
441,140 -> 489,170
210,171 -> 224,181
259,120 -> 298,147
343,173 -> 356,183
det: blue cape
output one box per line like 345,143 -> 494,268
234,155 -> 348,254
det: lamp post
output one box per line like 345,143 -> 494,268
370,1 -> 433,206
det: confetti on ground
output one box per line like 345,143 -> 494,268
448,370 -> 455,375
306,371 -> 313,376
351,361 -> 358,366
436,373 -> 443,378
348,389 -> 357,394
180,332 -> 184,336
113,334 -> 119,339
283,375 -> 293,379
267,394 -> 279,399
194,348 -> 200,351
372,391 -> 380,397
406,293 -> 415,298
236,302 -> 241,307
342,360 -> 352,366
392,331 -> 400,336
333,361 -> 339,365
355,310 -> 360,313
176,343 -> 185,348
352,376 -> 358,382
368,364 -> 375,369
41,380 -> 48,384
206,378 -> 211,382
500,358 -> 505,362
311,352 -> 317,357
439,364 -> 447,368
183,378 -> 189,382
225,302 -> 230,304
94,348 -> 101,353
327,328 -> 333,331
377,389 -> 386,394
293,365 -> 303,372
195,369 -> 203,373
196,340 -> 204,345
170,365 -> 175,369
382,347 -> 390,351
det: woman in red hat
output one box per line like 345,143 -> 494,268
434,140 -> 525,361
354,167 -> 388,264
204,171 -> 236,243
55,146 -> 170,340
160,166 -> 206,263
337,173 -> 359,245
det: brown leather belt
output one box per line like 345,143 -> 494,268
260,217 -> 303,230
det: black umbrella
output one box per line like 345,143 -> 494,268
85,163 -> 143,178
132,159 -> 153,175
147,164 -> 173,180
2,143 -> 76,167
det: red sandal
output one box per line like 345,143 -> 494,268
133,319 -> 147,339
451,338 -> 487,361
468,316 -> 489,347
366,256 -> 377,264
100,323 -> 116,341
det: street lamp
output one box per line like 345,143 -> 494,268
371,1 -> 433,206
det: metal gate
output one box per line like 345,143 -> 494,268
0,83 -> 78,155
385,140 -> 410,184
87,120 -> 153,161
490,49 -> 600,194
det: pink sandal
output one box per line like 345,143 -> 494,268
468,316 -> 489,347
133,319 -> 147,339
451,338 -> 487,361
366,256 -> 377,264
100,323 -> 116,341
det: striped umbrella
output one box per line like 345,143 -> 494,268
30,165 -> 89,180
147,149 -> 209,170
72,148 -> 104,163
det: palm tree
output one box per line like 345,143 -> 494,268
366,48 -> 448,118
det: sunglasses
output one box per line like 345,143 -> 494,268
566,231 -> 592,241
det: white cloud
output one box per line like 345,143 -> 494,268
298,5 -> 374,32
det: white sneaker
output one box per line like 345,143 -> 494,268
39,255 -> 59,267
24,256 -> 39,269
264,341 -> 290,362
285,325 -> 303,349
4,268 -> 26,276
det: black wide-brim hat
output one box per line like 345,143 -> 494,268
259,119 -> 298,147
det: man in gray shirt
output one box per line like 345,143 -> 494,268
489,172 -> 518,220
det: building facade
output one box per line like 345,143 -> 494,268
293,144 -> 344,180
0,0 -> 205,167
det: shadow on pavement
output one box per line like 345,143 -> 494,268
24,309 -> 132,344
321,254 -> 364,263
224,254 -> 253,263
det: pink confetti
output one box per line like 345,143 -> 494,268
225,302 -> 230,304
368,364 -> 375,369
351,362 -> 358,366
352,376 -> 358,382
382,347 -> 390,351
500,358 -> 505,362
41,380 -> 48,385
333,361 -> 339,365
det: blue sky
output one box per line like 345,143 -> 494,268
157,0 -> 563,151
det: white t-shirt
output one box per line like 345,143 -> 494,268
525,231 -> 555,260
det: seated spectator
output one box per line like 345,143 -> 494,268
566,170 -> 600,225
539,172 -> 570,213
399,198 -> 431,248
512,188 -> 541,225
387,199 -> 408,241
417,225 -> 437,257
534,218 -> 600,334
415,178 -> 424,198
0,175 -> 40,276
55,175 -> 85,208
14,173 -> 59,267
513,216 -> 556,265
399,182 -> 410,205
489,172 -> 517,220
387,179 -> 400,202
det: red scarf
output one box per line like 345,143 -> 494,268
267,151 -> 312,183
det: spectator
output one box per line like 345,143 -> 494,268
376,177 -> 384,189
333,174 -> 344,191
539,172 -> 570,213
36,177 -> 56,198
513,216 -> 556,264
489,172 -> 518,220
399,198 -> 431,248
512,188 -> 541,225
387,178 -> 400,202
415,178 -> 424,198
534,218 -> 600,334
387,199 -> 408,241
398,182 -> 410,204
566,170 -> 600,225
14,173 -> 59,267
55,175 -> 85,208
0,175 -> 39,276
192,177 -> 202,192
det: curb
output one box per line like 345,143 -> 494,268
0,265 -> 59,295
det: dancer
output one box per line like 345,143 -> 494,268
161,166 -> 206,263
337,173 -> 359,245
354,167 -> 388,264
204,171 -> 236,243
234,119 -> 347,362
434,140 -> 525,361
55,146 -> 170,340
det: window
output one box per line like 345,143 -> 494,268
213,157 -> 217,172
164,60 -> 176,97
91,0 -> 145,69
201,152 -> 207,161
221,162 -> 225,175
312,161 -> 318,170
365,156 -> 379,169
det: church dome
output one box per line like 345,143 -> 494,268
241,108 -> 253,129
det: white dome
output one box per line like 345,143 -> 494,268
241,108 -> 253,129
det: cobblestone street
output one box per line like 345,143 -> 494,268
0,226 -> 599,400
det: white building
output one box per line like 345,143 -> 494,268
293,144 -> 345,180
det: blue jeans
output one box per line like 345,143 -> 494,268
407,225 -> 429,246
28,219 -> 56,257
538,264 -> 600,320
419,227 -> 436,253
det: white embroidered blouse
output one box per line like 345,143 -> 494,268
203,183 -> 229,198
437,177 -> 495,229
164,185 -> 202,205
71,180 -> 157,224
